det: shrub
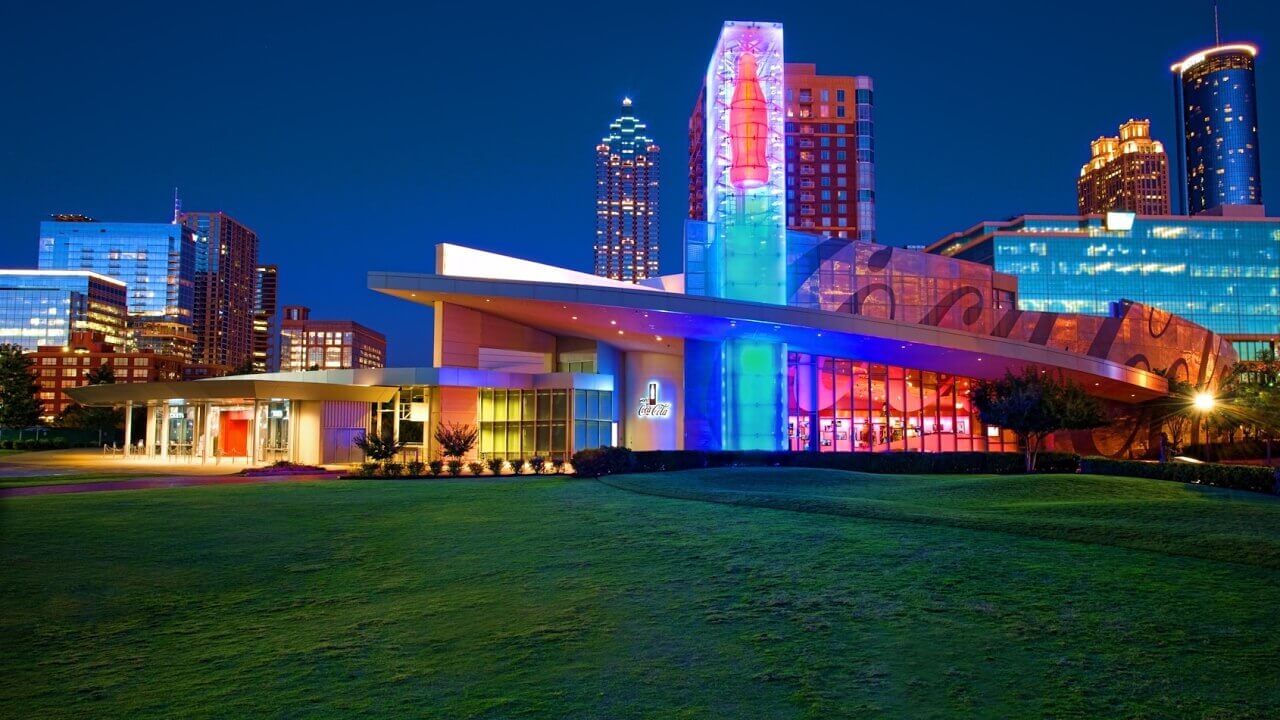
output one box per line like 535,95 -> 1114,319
357,462 -> 379,478
486,458 -> 505,476
382,462 -> 403,478
530,456 -> 546,475
467,461 -> 485,477
628,450 -> 1081,476
1079,456 -> 1277,495
352,429 -> 404,461
428,459 -> 444,477
550,457 -> 565,474
434,421 -> 478,459
571,446 -> 637,478
509,458 -> 526,475
406,460 -> 426,477
447,459 -> 464,477
0,440 -> 10,449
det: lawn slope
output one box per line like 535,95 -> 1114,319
2,474 -> 1278,718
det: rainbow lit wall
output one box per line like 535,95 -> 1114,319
685,21 -> 788,451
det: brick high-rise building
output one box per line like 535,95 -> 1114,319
783,64 -> 875,241
179,211 -> 259,372
689,63 -> 876,242
31,331 -> 183,421
253,264 -> 279,373
594,98 -> 660,282
279,306 -> 386,372
1077,119 -> 1172,215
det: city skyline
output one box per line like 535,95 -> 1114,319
1,1 -> 1275,367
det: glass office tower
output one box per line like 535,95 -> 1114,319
0,270 -> 127,351
594,98 -> 660,283
927,213 -> 1280,357
38,219 -> 196,324
1171,44 -> 1263,213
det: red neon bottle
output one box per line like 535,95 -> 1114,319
730,51 -> 769,190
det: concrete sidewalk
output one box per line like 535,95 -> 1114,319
1,473 -> 341,497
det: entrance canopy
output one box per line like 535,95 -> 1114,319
65,379 -> 398,407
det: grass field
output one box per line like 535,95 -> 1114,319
0,472 -> 166,489
3,469 -> 1278,718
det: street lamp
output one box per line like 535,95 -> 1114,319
1193,392 -> 1216,412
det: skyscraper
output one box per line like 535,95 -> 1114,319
1171,43 -> 1263,214
279,305 -> 386,372
1077,119 -> 1172,215
253,264 -> 279,373
783,63 -> 875,241
37,216 -> 198,358
594,98 -> 660,282
0,270 -> 127,352
179,211 -> 259,371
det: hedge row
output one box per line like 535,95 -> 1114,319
0,438 -> 84,451
1183,439 -> 1279,462
629,449 -> 1082,475
1079,456 -> 1278,495
570,447 -> 1280,495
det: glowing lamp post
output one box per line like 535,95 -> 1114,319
1193,392 -> 1216,412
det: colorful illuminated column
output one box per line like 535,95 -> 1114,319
685,21 -> 787,451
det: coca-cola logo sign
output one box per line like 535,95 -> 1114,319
636,381 -> 672,418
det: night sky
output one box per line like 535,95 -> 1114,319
2,1 -> 1276,366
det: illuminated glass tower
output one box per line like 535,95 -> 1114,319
179,211 -> 259,370
685,21 -> 788,451
1171,44 -> 1263,214
594,99 -> 660,282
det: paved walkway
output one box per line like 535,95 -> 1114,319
2,473 -> 341,498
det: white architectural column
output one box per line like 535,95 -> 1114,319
249,400 -> 261,466
145,402 -> 157,457
123,401 -> 133,456
158,402 -> 170,459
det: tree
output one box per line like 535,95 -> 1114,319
970,367 -> 1107,472
0,344 -> 42,429
353,428 -> 405,461
1213,352 -> 1280,461
433,421 -> 478,459
1143,370 -> 1198,456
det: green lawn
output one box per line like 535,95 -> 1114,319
0,472 -> 166,489
2,469 -> 1278,718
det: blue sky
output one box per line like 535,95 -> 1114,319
1,0 -> 1275,365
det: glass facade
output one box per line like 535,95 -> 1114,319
478,387 -> 613,459
932,216 -> 1280,337
38,220 -> 196,325
788,352 -> 1015,453
1172,46 -> 1263,213
0,271 -> 127,351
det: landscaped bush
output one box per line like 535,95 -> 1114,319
571,446 -> 637,478
629,450 -> 1080,476
446,459 -> 464,477
1184,439 -> 1277,462
530,456 -> 546,475
382,462 -> 404,478
551,457 -> 565,474
1079,456 -> 1278,495
467,461 -> 485,477
486,458 -> 505,476
357,462 -> 379,478
406,460 -> 426,477
428,459 -> 444,477
509,458 -> 526,475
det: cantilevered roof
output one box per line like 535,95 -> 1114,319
369,269 -> 1170,402
64,379 -> 399,407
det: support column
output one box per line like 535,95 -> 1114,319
145,402 -> 157,457
123,401 -> 133,456
158,403 -> 170,459
806,356 -> 820,453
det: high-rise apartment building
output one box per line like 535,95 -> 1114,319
1171,43 -> 1263,214
783,64 -> 875,241
179,211 -> 259,371
689,62 -> 876,242
594,98 -> 660,282
1077,119 -> 1172,215
279,306 -> 386,372
0,270 -> 128,352
37,216 -> 198,358
253,264 -> 280,373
